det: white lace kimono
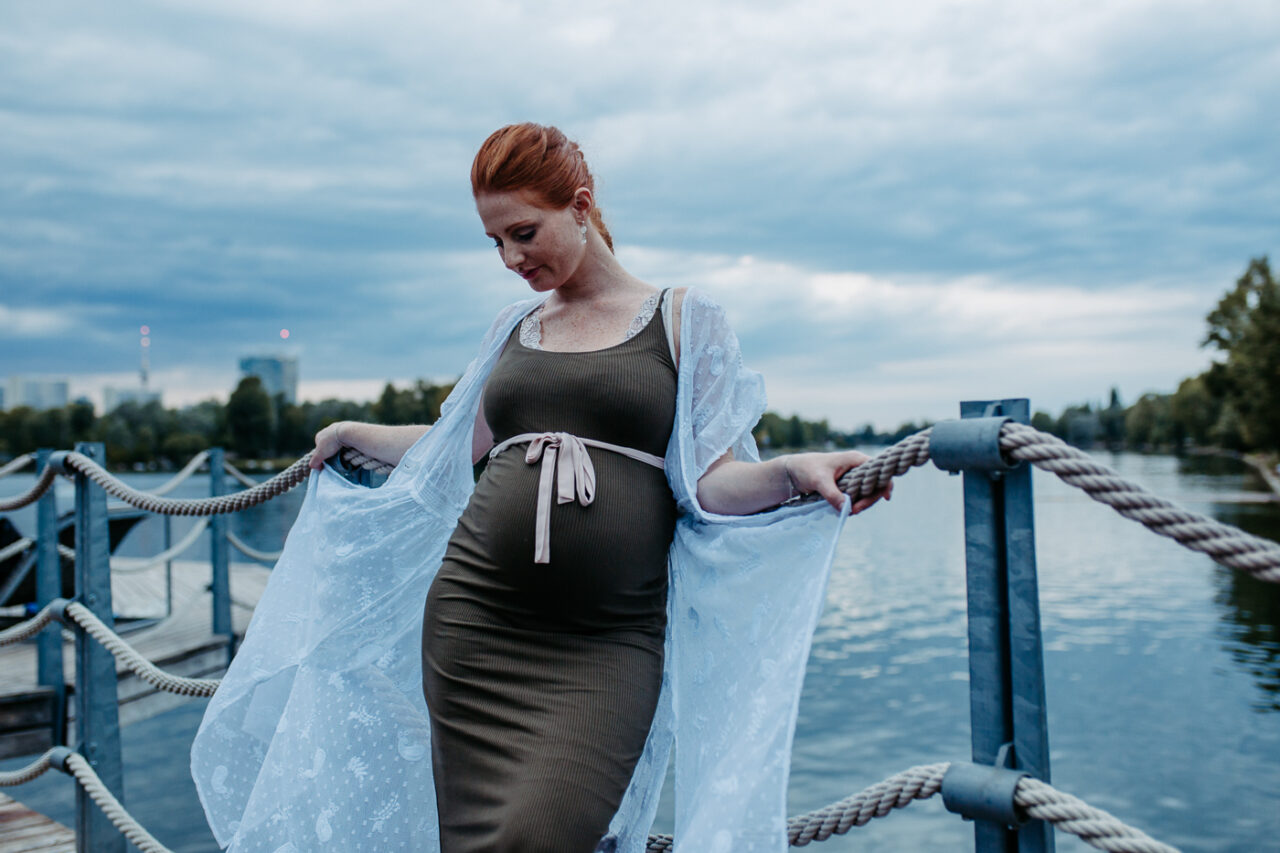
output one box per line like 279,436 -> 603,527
191,288 -> 849,853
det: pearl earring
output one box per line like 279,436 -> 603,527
579,221 -> 588,245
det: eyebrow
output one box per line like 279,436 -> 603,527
484,219 -> 537,239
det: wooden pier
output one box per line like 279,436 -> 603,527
0,558 -> 269,760
0,792 -> 74,852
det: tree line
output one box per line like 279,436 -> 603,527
1032,256 -> 1278,453
2,256 -> 1274,467
0,379 -> 454,468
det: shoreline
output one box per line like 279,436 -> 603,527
1243,452 -> 1280,497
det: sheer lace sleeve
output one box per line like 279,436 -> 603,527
665,289 -> 767,517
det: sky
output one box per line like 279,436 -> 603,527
2,0 -> 1277,431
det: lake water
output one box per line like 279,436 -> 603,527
2,451 -> 1278,851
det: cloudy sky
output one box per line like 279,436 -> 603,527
2,0 -> 1276,430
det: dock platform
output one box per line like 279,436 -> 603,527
0,559 -> 269,759
0,792 -> 74,852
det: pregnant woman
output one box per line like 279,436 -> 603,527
193,122 -> 888,853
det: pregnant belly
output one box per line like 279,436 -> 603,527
432,449 -> 675,633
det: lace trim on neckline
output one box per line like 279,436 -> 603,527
519,291 -> 662,351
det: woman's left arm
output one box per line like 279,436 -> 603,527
696,449 -> 892,515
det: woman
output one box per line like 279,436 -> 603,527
192,123 -> 888,853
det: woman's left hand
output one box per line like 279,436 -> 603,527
785,450 -> 894,513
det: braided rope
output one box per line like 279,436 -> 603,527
998,423 -> 1280,583
146,451 -> 209,497
60,451 -> 312,516
222,461 -> 259,489
108,518 -> 210,574
63,751 -> 173,853
1015,777 -> 1179,853
0,453 -> 36,479
63,602 -> 220,696
836,429 -> 934,501
338,447 -> 395,474
787,761 -> 949,844
0,602 -> 56,647
644,762 -> 1178,852
0,749 -> 54,786
0,464 -> 59,511
0,536 -> 32,563
226,531 -> 282,562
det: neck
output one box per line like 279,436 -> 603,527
550,235 -> 648,306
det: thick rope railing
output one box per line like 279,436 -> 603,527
3,748 -> 1176,853
0,602 -> 56,646
223,461 -> 259,489
62,751 -> 172,853
0,453 -> 36,479
145,450 -> 209,497
832,425 -> 1280,584
108,518 -> 210,574
997,423 -> 1280,582
339,447 -> 395,473
0,463 -> 59,512
0,748 -> 55,786
640,761 -> 1177,852
59,451 -> 313,516
1015,776 -> 1178,853
226,531 -> 282,563
61,601 -> 220,696
0,536 -> 33,564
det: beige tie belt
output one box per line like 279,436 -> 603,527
488,432 -> 666,564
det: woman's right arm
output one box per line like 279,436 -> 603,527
309,421 -> 431,471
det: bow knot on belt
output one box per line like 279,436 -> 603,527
489,431 -> 665,564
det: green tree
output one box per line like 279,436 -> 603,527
1030,410 -> 1058,436
226,377 -> 276,458
1169,375 -> 1218,447
1125,393 -> 1175,449
1203,256 -> 1280,451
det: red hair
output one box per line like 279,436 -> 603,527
471,123 -> 614,253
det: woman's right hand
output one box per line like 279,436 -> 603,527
310,421 -> 350,470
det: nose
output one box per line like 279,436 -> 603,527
501,244 -> 524,270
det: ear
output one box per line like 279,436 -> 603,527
571,187 -> 593,220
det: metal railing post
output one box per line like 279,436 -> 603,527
934,400 -> 1053,853
71,441 -> 125,853
35,448 -> 66,745
207,448 -> 232,662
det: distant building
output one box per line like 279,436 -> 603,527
4,376 -> 69,411
103,386 -> 163,412
239,355 -> 298,405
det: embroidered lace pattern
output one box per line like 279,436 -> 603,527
519,291 -> 662,351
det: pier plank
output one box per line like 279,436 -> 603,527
0,793 -> 75,852
0,560 -> 269,758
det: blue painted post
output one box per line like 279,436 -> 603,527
207,448 -> 232,660
955,400 -> 1053,853
35,449 -> 66,745
71,442 -> 125,853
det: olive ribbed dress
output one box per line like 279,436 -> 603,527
421,295 -> 677,853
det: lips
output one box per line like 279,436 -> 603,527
519,266 -> 541,280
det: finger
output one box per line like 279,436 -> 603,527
817,481 -> 845,510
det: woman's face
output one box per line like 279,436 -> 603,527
475,190 -> 587,292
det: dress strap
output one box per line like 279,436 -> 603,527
489,432 -> 665,564
660,288 -> 677,366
